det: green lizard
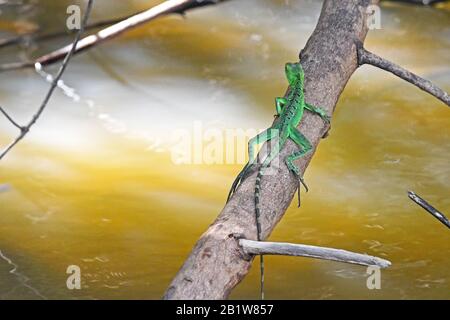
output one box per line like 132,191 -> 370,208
226,61 -> 330,299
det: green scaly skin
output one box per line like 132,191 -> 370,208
226,61 -> 330,299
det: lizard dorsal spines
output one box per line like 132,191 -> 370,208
285,62 -> 304,86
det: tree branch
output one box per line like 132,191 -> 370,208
164,0 -> 381,300
239,239 -> 391,268
357,46 -> 450,107
408,191 -> 450,229
0,0 -> 229,72
0,0 -> 94,160
0,105 -> 22,130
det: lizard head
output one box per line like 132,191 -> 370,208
285,62 -> 304,85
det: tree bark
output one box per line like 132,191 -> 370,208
164,0 -> 379,300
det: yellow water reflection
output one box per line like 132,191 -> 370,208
0,0 -> 449,299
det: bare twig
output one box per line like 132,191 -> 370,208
408,191 -> 450,229
0,105 -> 22,130
240,239 -> 391,268
0,0 -> 94,160
357,46 -> 450,107
0,0 -> 229,72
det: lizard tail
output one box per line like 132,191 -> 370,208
255,167 -> 265,300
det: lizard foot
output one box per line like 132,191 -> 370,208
287,164 -> 309,206
292,174 -> 308,207
297,176 -> 309,207
321,114 -> 331,124
227,163 -> 255,203
299,176 -> 309,193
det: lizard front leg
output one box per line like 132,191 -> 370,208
286,126 -> 313,207
275,97 -> 287,116
305,102 -> 331,138
305,102 -> 330,124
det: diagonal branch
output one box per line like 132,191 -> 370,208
357,45 -> 450,107
0,105 -> 22,130
0,0 -> 229,72
239,239 -> 391,268
0,0 -> 94,161
408,191 -> 450,229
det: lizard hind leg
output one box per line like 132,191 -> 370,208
286,126 -> 313,207
287,149 -> 310,207
226,128 -> 277,202
227,162 -> 249,202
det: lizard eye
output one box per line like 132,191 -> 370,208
285,63 -> 295,73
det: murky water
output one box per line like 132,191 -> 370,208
0,0 -> 449,299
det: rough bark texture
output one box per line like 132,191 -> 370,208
164,0 -> 378,300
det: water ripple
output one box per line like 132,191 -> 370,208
0,250 -> 47,300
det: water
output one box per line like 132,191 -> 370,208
0,0 -> 449,299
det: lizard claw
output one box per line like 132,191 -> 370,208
296,176 -> 309,208
299,176 -> 309,193
321,114 -> 331,124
